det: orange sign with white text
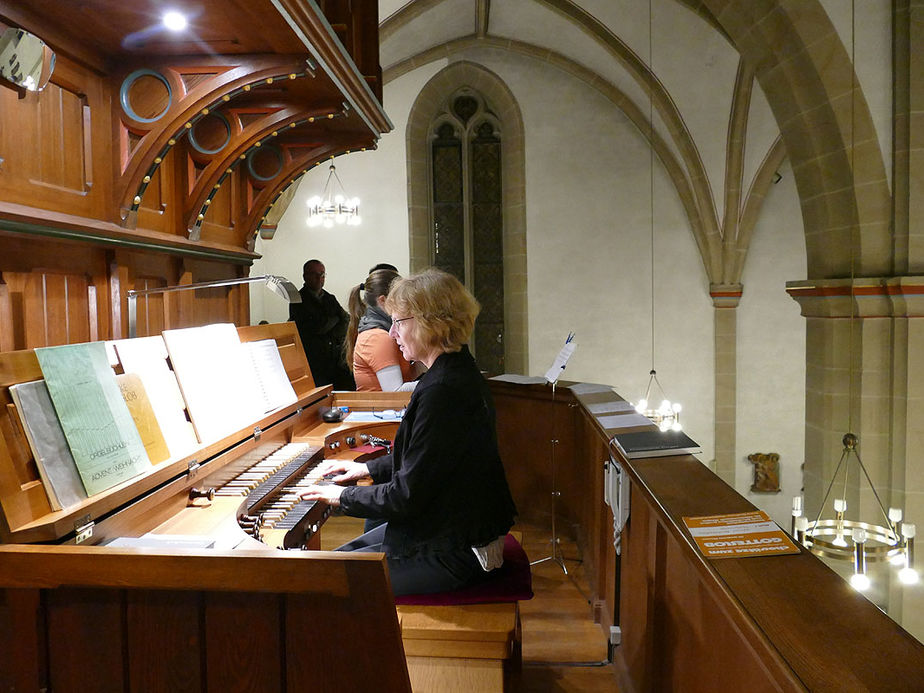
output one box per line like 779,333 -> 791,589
683,510 -> 801,559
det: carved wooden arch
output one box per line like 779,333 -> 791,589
115,57 -> 317,224
182,105 -> 353,237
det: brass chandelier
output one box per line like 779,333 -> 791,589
791,434 -> 917,591
306,163 -> 361,228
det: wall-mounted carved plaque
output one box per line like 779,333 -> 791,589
748,452 -> 780,493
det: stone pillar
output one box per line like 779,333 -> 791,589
787,278 -> 924,630
711,284 -> 742,483
785,279 -> 918,516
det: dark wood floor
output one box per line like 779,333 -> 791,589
321,516 -> 621,691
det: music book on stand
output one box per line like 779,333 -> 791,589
34,342 -> 152,496
115,373 -> 171,464
612,429 -> 701,459
9,379 -> 88,510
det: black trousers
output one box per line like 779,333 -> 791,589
336,523 -> 484,596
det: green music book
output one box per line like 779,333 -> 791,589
35,342 -> 152,496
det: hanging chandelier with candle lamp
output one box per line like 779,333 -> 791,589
306,163 -> 361,228
791,433 -> 917,591
635,369 -> 682,432
633,0 -> 683,432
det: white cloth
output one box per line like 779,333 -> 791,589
472,535 -> 506,571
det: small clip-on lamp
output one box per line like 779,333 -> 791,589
126,275 -> 301,338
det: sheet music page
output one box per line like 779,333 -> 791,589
584,399 -> 634,414
544,340 -> 576,384
242,339 -> 298,413
489,374 -> 547,385
110,336 -> 199,456
597,412 -> 653,430
163,324 -> 266,444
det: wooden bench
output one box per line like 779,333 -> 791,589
394,534 -> 532,693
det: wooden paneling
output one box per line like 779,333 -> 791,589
0,550 -> 411,692
0,57 -> 106,219
46,588 -> 125,692
135,148 -> 178,235
205,592 -> 283,692
127,590 -> 203,691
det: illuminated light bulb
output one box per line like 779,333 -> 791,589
889,508 -> 903,523
636,399 -> 647,413
672,402 -> 682,413
899,567 -> 919,585
334,194 -> 344,204
834,499 -> 847,513
832,535 -> 848,548
163,10 -> 188,31
849,573 -> 871,591
671,420 -> 682,432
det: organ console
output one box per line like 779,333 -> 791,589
0,322 -> 413,691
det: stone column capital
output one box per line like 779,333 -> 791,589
785,276 -> 924,318
710,283 -> 743,308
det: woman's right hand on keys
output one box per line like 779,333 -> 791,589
316,460 -> 370,484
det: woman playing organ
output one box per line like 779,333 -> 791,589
300,268 -> 518,595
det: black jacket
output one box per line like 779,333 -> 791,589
289,287 -> 353,389
340,346 -> 517,558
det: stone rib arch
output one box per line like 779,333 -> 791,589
686,0 -> 891,279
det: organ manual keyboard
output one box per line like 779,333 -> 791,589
0,322 -> 413,692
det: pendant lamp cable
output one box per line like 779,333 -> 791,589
648,0 -> 655,373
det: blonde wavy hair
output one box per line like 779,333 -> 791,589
384,268 -> 480,353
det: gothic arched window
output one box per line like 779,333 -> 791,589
430,91 -> 504,374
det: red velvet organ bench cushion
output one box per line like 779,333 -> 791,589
394,534 -> 533,605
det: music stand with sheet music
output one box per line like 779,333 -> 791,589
531,333 -> 577,575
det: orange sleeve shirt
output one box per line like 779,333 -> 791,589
353,328 -> 416,391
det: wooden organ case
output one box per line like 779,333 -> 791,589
0,1 -> 407,687
0,322 -> 413,691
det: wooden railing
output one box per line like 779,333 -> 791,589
489,378 -> 924,691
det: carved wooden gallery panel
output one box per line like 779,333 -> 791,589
0,57 -> 107,219
0,238 -> 108,350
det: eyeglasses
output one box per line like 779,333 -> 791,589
390,316 -> 414,330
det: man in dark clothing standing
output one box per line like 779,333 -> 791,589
289,259 -> 355,389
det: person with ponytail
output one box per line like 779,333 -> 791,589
345,268 -> 418,392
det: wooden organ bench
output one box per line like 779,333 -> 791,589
394,533 -> 533,693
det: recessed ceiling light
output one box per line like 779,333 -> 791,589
163,11 -> 188,32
